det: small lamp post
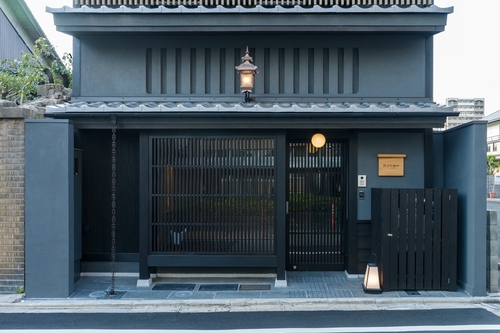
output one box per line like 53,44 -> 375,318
363,253 -> 382,294
235,47 -> 258,103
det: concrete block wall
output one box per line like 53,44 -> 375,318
487,210 -> 498,293
0,102 -> 35,293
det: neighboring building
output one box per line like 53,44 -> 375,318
484,110 -> 500,160
0,0 -> 47,62
0,0 -> 51,294
442,98 -> 485,130
18,0 -> 487,298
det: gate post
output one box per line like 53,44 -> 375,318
275,133 -> 287,286
25,119 -> 75,298
138,133 -> 152,286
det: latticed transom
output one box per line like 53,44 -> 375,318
73,0 -> 434,8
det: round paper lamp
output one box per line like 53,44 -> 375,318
311,133 -> 326,148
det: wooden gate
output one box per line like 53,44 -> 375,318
372,188 -> 458,291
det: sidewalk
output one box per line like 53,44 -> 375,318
1,271 -> 499,313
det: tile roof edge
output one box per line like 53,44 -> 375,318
46,4 -> 453,15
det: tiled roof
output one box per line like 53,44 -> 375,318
47,4 -> 453,14
46,101 -> 453,114
482,109 -> 500,122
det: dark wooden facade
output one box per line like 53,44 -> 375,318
45,3 -> 456,282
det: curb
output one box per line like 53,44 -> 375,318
1,296 -> 499,313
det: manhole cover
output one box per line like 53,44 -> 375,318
405,290 -> 421,296
89,291 -> 107,298
175,291 -> 193,297
91,290 -> 127,299
101,291 -> 126,299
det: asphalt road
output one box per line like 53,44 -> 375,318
0,309 -> 500,332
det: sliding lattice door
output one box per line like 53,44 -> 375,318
150,137 -> 276,256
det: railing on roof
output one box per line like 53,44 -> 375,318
73,0 -> 434,7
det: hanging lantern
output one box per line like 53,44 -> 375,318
235,47 -> 258,103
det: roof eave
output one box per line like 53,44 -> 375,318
48,5 -> 452,36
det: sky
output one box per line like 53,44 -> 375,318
23,0 -> 500,115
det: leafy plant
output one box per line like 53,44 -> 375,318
0,38 -> 72,104
215,197 -> 274,215
289,193 -> 338,212
487,155 -> 499,175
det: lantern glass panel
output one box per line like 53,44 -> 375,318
240,72 -> 254,91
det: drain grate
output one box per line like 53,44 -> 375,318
405,290 -> 421,296
199,284 -> 238,291
153,283 -> 196,291
239,284 -> 271,291
91,291 -> 126,299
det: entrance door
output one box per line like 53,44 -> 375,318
148,136 -> 276,266
287,141 -> 347,270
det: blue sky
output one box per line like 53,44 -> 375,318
24,0 -> 500,114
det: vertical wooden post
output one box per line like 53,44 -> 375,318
139,134 -> 150,280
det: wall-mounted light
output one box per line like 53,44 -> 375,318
235,47 -> 258,103
311,133 -> 326,148
363,254 -> 382,294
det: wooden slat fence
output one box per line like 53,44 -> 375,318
371,188 -> 457,291
74,0 -> 434,7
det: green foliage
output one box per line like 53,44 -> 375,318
174,193 -> 338,216
15,286 -> 25,294
289,193 -> 338,212
487,155 -> 499,175
216,197 -> 274,215
0,69 -> 24,100
0,38 -> 72,104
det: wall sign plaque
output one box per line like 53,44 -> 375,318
378,154 -> 406,177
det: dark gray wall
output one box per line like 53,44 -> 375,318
433,121 -> 487,296
0,9 -> 31,61
75,34 -> 429,102
25,119 -> 75,298
357,131 -> 425,220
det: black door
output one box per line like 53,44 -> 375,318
148,136 -> 276,264
287,141 -> 347,270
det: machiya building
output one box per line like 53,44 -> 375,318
442,98 -> 485,130
16,0 -> 488,298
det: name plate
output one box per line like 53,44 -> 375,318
378,154 -> 406,177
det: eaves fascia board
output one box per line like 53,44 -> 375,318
48,5 -> 452,35
43,112 -> 452,130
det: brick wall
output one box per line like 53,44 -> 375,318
0,103 -> 35,293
